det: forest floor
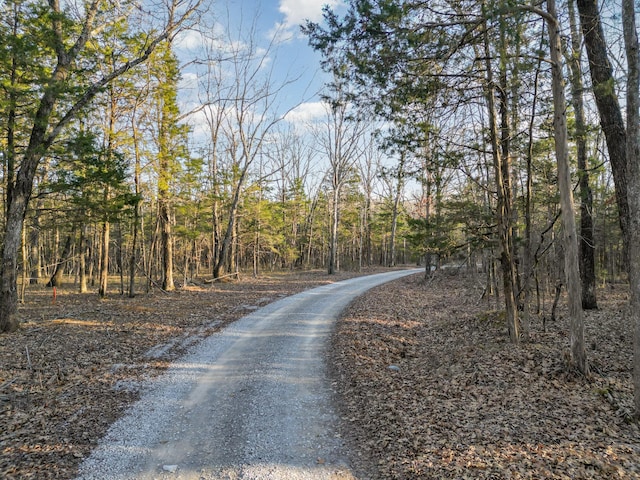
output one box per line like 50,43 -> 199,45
331,270 -> 640,479
0,268 -> 377,479
1,268 -> 639,479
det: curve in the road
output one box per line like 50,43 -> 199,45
76,269 -> 420,480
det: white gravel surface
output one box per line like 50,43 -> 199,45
76,269 -> 420,480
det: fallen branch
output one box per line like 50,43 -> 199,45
25,346 -> 33,371
204,271 -> 241,283
0,377 -> 18,391
137,267 -> 171,295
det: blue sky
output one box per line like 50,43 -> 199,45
175,0 -> 345,130
235,0 -> 345,120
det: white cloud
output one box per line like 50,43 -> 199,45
174,29 -> 205,52
179,72 -> 199,90
279,0 -> 342,29
183,106 -> 212,140
173,24 -> 235,56
284,101 -> 328,124
267,21 -> 297,44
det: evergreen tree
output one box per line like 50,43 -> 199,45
148,41 -> 190,291
0,0 -> 202,332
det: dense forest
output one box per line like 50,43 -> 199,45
0,0 -> 432,307
1,0 -> 640,415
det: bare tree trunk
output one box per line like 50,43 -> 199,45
20,221 -> 27,303
117,223 -> 124,295
129,202 -> 140,297
546,0 -> 588,374
211,178 -> 222,273
621,0 -> 640,419
303,196 -> 319,268
46,234 -> 73,288
129,99 -> 144,298
522,35 -> 544,336
389,211 -> 398,267
328,186 -> 340,274
228,216 -> 239,278
214,169 -> 247,279
79,224 -> 88,293
568,0 -> 598,309
99,222 -> 110,297
147,219 -> 159,292
191,239 -> 197,280
365,196 -> 372,267
482,15 -> 519,343
159,198 -> 175,291
29,205 -> 42,285
389,154 -> 405,268
358,206 -> 365,272
576,0 -> 629,246
253,229 -> 260,277
89,228 -> 96,287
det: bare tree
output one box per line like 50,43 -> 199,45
203,15 -> 301,279
524,0 -> 588,373
315,87 -> 367,275
482,16 -> 520,343
621,0 -> 640,418
565,0 -> 598,310
357,136 -> 383,269
381,152 -> 406,267
547,0 -> 587,374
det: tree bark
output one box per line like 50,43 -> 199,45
99,221 -> 110,298
29,206 -> 42,285
79,224 -> 88,293
0,134 -> 51,331
213,168 -> 248,279
568,0 -> 598,309
46,234 -> 73,288
522,34 -> 544,335
482,14 -> 519,343
129,200 -> 140,297
328,185 -> 340,274
117,223 -> 125,295
159,197 -> 175,291
388,154 -> 405,268
129,96 -> 144,297
546,0 -> 588,375
621,0 -> 640,419
576,0 -> 629,245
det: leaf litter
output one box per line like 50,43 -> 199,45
330,270 -> 640,479
2,268 -> 639,479
0,270 -> 372,480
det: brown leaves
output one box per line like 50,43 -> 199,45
330,272 -> 640,479
0,269 -> 378,480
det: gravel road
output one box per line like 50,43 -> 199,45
76,269 -> 420,480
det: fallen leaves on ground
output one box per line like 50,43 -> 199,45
4,268 -> 638,479
330,270 -> 640,479
0,269 -> 373,480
